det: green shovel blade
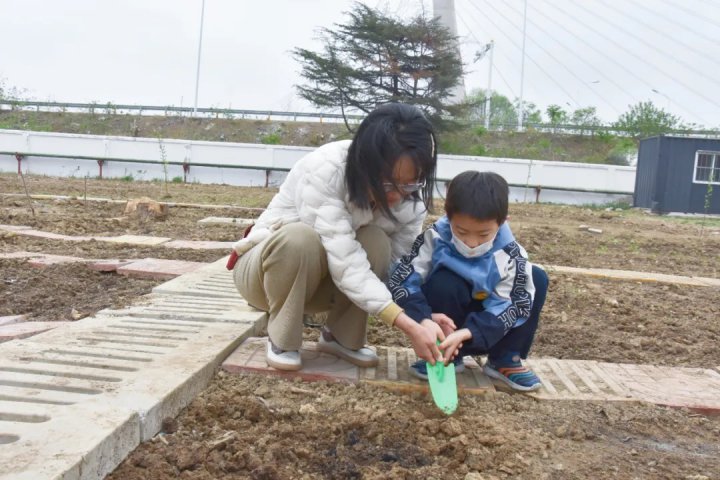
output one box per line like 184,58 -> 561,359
426,359 -> 458,415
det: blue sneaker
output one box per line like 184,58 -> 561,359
483,353 -> 542,392
409,356 -> 465,381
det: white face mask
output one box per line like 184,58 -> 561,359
451,232 -> 496,258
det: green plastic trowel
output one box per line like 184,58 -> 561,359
426,348 -> 458,415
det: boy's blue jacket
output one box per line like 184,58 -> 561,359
387,216 -> 536,352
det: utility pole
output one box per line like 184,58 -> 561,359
484,41 -> 494,130
474,41 -> 494,130
193,0 -> 206,117
517,0 -> 528,131
433,0 -> 465,104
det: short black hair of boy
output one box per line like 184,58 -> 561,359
445,171 -> 509,225
346,103 -> 437,219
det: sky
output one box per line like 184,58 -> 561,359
2,0 -> 719,128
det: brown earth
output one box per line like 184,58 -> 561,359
2,174 -> 720,479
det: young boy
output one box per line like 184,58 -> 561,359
387,171 -> 548,391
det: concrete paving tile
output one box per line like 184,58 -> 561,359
0,321 -> 73,343
197,216 -> 255,225
117,258 -> 207,280
87,259 -> 135,272
0,251 -> 44,259
0,403 -> 139,480
0,224 -> 33,231
545,265 -> 719,288
223,338 -> 496,397
27,254 -> 89,267
152,257 -> 239,299
96,234 -> 172,246
0,314 -> 27,326
222,337 -> 360,383
163,240 -> 235,250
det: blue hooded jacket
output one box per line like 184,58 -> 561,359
387,216 -> 536,351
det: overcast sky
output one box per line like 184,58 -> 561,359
2,0 -> 719,127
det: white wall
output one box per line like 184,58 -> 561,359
0,129 -> 636,202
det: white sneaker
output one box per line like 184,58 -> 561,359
265,338 -> 301,371
316,330 -> 378,367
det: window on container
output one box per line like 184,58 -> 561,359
694,151 -> 720,184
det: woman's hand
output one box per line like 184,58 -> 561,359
439,328 -> 472,365
393,312 -> 443,364
431,313 -> 456,337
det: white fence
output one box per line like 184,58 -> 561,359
0,129 -> 636,204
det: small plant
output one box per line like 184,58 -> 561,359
171,176 -> 184,183
158,138 -> 170,197
470,144 -> 486,156
700,171 -> 716,236
260,132 -> 282,145
120,174 -> 134,182
473,126 -> 487,137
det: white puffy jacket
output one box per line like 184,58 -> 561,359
232,140 -> 426,323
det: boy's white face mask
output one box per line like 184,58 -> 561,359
451,231 -> 496,258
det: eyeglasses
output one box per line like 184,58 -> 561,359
382,180 -> 426,194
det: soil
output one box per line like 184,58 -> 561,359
2,174 -> 720,479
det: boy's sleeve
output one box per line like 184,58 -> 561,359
463,242 -> 536,351
386,227 -> 436,323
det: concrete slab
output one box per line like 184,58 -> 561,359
95,234 -> 172,246
27,254 -> 89,267
526,359 -> 636,401
0,315 -> 27,326
10,229 -> 90,241
602,363 -> 720,414
545,265 -> 720,288
0,321 -> 73,343
0,277 -> 266,478
0,402 -> 140,480
163,240 -> 234,250
223,337 -> 361,383
0,224 -> 33,232
0,251 -> 45,259
526,359 -> 720,414
117,258 -> 207,280
197,216 -> 254,225
87,259 -> 135,272
152,256 -> 239,299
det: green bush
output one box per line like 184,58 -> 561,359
260,133 -> 282,145
470,144 -> 486,156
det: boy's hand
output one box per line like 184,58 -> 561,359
439,328 -> 472,365
431,313 -> 456,337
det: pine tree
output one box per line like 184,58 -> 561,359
293,4 -> 464,130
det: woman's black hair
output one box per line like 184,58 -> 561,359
445,171 -> 509,225
345,103 -> 437,219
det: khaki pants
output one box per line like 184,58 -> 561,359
233,222 -> 391,351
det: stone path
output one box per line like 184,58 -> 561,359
4,224 -> 719,287
222,338 -> 720,415
0,258 -> 266,479
0,224 -> 234,250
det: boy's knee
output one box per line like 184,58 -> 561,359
532,266 -> 549,292
356,225 -> 391,275
425,268 -> 471,300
